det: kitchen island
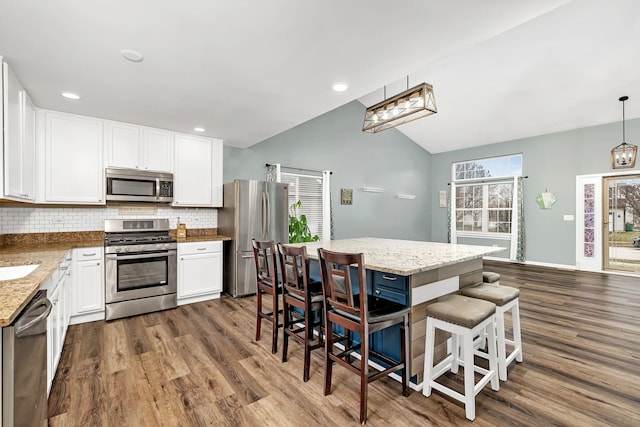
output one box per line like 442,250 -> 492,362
287,237 -> 505,383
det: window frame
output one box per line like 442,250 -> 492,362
450,154 -> 523,259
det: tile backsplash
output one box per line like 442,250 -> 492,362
0,206 -> 217,234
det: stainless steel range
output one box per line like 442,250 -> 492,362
104,218 -> 177,321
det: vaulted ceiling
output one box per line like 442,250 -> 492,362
1,0 -> 638,153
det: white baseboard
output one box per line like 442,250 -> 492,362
485,257 -> 640,277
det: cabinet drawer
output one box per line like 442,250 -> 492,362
178,240 -> 222,255
372,286 -> 407,305
372,271 -> 408,292
74,247 -> 103,261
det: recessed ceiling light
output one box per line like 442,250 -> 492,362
332,82 -> 349,92
194,127 -> 205,132
121,49 -> 144,62
61,92 -> 80,100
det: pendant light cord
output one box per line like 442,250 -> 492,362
623,98 -> 626,144
620,95 -> 629,144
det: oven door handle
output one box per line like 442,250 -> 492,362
105,251 -> 173,261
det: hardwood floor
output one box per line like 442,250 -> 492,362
48,261 -> 640,426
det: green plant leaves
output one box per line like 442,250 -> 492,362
289,200 -> 320,243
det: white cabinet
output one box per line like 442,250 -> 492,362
43,111 -> 104,204
173,134 -> 222,207
2,61 -> 36,201
70,246 -> 105,325
177,241 -> 223,305
105,121 -> 173,172
45,251 -> 72,394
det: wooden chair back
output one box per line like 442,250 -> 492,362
252,239 -> 278,289
277,243 -> 310,300
317,248 -> 367,320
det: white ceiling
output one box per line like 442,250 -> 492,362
1,0 -> 639,153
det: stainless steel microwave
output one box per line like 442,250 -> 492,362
105,168 -> 173,203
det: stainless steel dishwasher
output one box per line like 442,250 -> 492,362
2,290 -> 51,427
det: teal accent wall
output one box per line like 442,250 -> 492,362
223,94 -> 640,267
430,118 -> 640,266
223,100 -> 433,241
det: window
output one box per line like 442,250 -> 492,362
452,154 -> 521,238
454,154 -> 522,181
455,182 -> 513,234
280,171 -> 329,240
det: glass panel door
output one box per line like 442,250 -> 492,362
603,174 -> 640,273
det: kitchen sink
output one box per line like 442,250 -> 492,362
0,264 -> 40,281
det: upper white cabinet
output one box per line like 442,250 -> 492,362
173,134 -> 222,207
105,121 -> 173,172
42,111 -> 104,204
2,61 -> 36,201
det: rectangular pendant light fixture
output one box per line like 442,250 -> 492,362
362,82 -> 437,133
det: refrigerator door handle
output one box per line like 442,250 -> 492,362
265,190 -> 271,238
261,191 -> 267,239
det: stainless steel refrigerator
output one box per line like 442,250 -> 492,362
219,180 -> 289,297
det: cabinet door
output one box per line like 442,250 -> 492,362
178,253 -> 221,298
4,84 -> 36,200
173,134 -> 214,207
21,93 -> 36,200
211,137 -> 223,206
47,280 -> 62,392
44,112 -> 104,204
74,259 -> 105,315
105,121 -> 141,169
142,128 -> 173,172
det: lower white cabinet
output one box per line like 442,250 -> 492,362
177,241 -> 222,305
70,247 -> 105,325
46,250 -> 72,395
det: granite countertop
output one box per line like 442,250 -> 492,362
0,230 -> 230,327
175,235 -> 231,243
0,241 -> 102,327
287,237 -> 506,276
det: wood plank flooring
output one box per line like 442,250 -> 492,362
48,261 -> 640,426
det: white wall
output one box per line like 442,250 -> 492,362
0,206 -> 217,234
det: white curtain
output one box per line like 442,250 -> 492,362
322,170 -> 331,240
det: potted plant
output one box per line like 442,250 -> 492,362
289,200 -> 319,243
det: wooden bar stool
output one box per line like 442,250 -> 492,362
423,294 -> 499,421
461,282 -> 523,381
277,243 -> 324,382
318,248 -> 410,425
252,239 -> 283,354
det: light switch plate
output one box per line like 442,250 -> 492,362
563,214 -> 575,221
439,190 -> 447,208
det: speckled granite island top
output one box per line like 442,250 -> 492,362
287,237 -> 505,275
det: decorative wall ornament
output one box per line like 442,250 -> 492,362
341,188 -> 353,205
536,190 -> 557,209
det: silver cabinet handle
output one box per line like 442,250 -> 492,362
83,253 -> 97,257
242,255 -> 254,259
382,275 -> 397,281
375,289 -> 381,295
197,247 -> 206,251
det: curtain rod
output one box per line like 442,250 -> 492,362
447,176 -> 528,185
265,163 -> 332,175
